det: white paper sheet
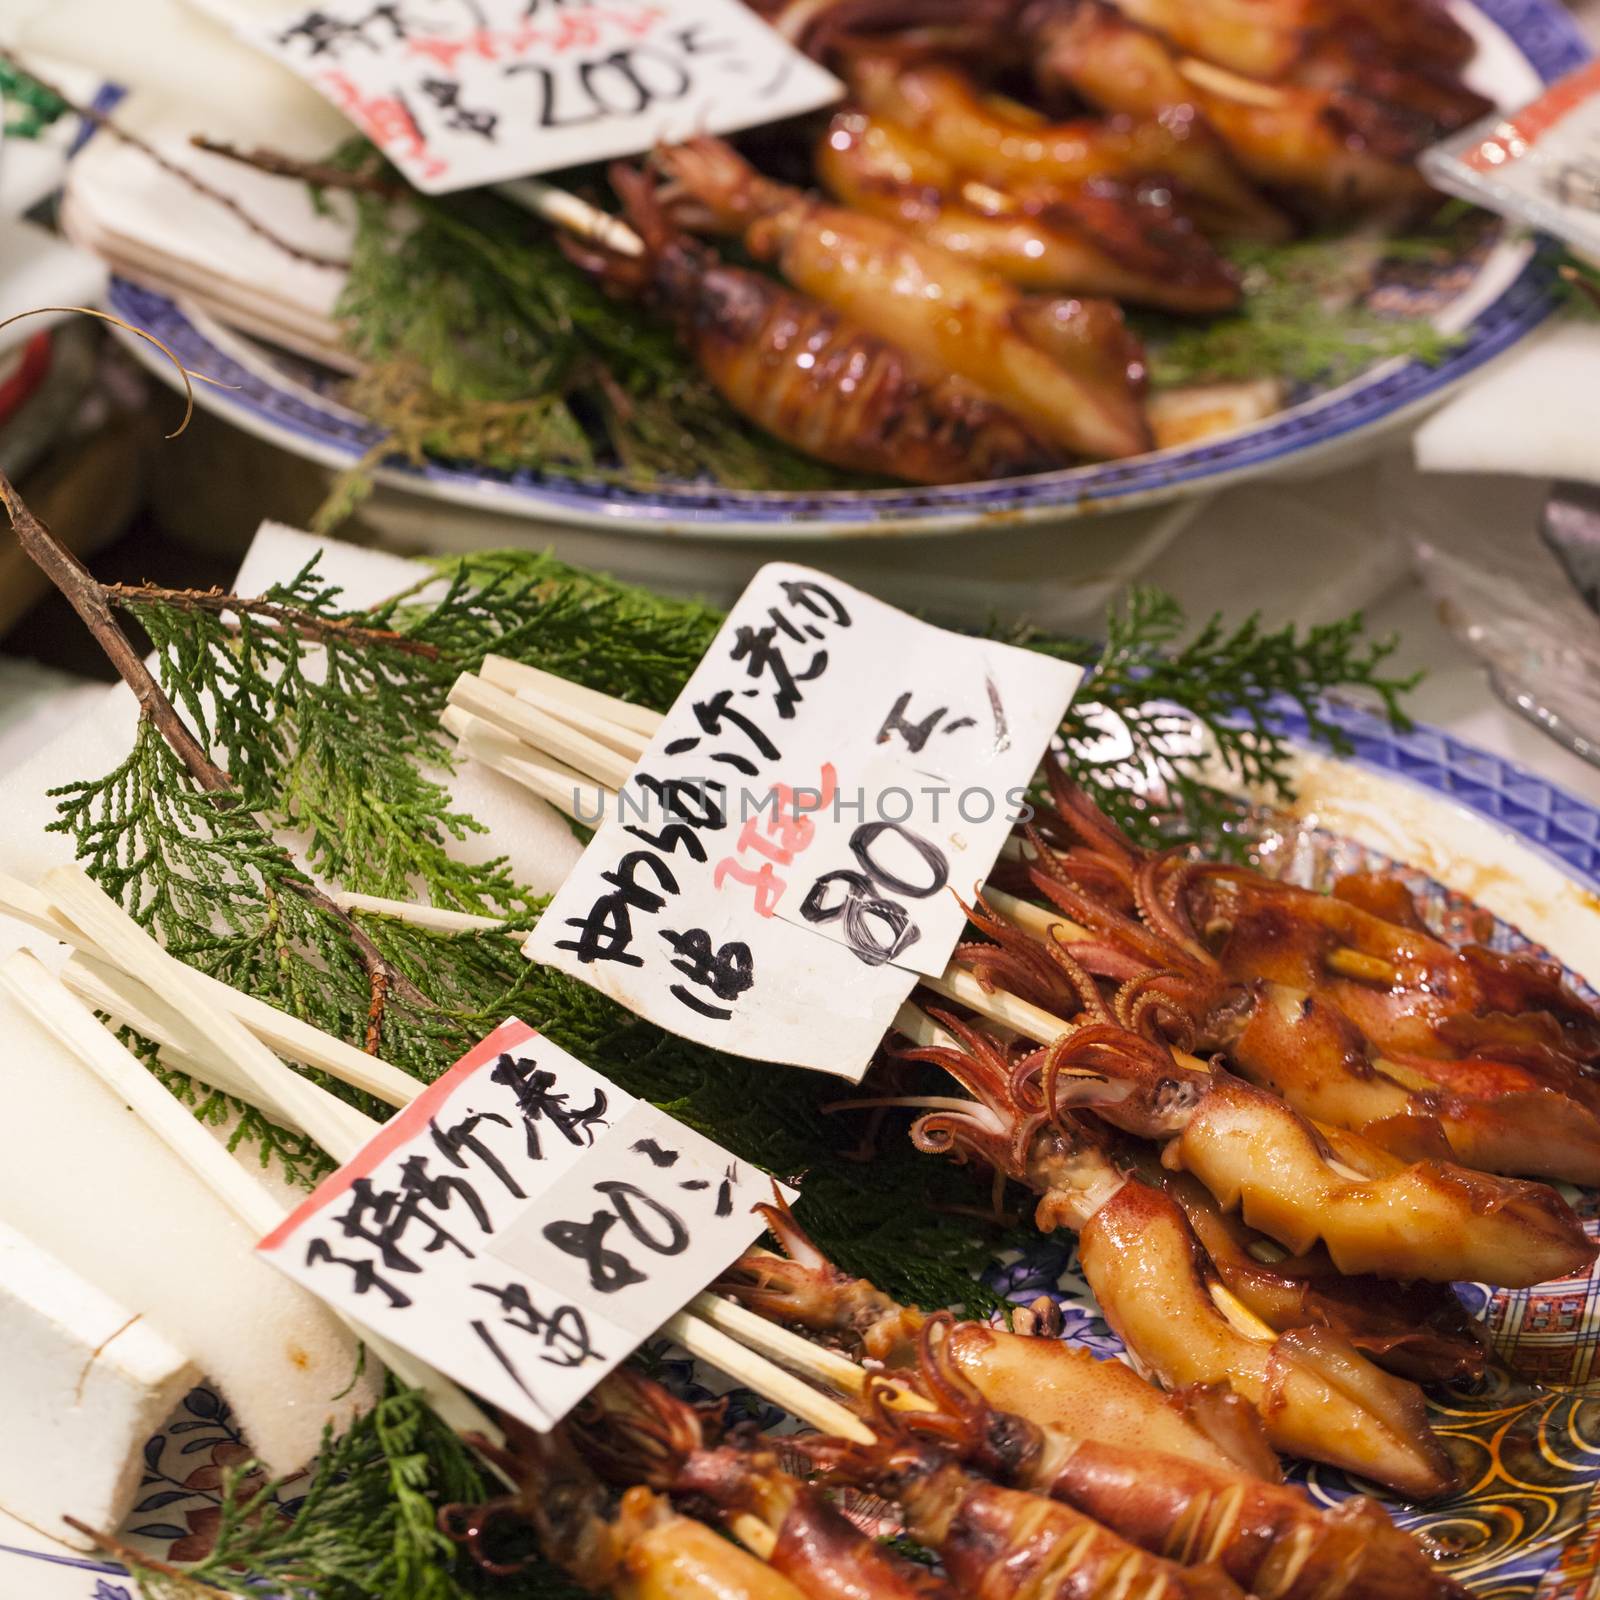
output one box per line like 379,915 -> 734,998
527,563 -> 1083,1076
235,0 -> 842,194
259,1017 -> 778,1430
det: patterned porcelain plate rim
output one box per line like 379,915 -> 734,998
104,0 -> 1591,540
4,705 -> 1600,1599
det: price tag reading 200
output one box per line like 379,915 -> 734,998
527,563 -> 1084,1078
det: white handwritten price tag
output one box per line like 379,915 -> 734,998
258,1018 -> 779,1430
526,563 -> 1084,1076
234,0 -> 842,195
1422,60 -> 1600,260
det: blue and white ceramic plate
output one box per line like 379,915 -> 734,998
107,0 -> 1591,540
6,705 -> 1600,1598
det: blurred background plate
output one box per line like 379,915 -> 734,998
101,0 -> 1590,560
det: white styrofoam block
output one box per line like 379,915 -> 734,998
0,1218 -> 199,1550
1414,321 -> 1600,484
0,989 -> 383,1476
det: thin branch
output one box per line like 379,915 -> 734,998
62,1516 -> 229,1595
191,135 -> 407,200
0,472 -> 432,1015
105,582 -> 441,659
0,50 -> 349,272
366,965 -> 391,1055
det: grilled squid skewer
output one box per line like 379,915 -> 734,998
559,166 -> 1054,485
885,1314 -> 1470,1599
441,1421 -> 810,1600
653,138 -> 1152,461
844,54 -> 1291,240
577,1373 -> 961,1600
1002,767 -> 1600,1186
891,1018 -> 1460,1498
815,109 -> 1243,313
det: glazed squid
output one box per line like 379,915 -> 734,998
576,1371 -> 963,1600
842,55 -> 1292,241
866,1314 -> 1472,1599
999,768 -> 1600,1187
947,901 -> 1595,1287
440,1419 -> 811,1600
1021,0 -> 1445,214
814,109 -> 1244,313
560,165 -> 1054,485
1088,0 -> 1476,80
729,1133 -> 1456,1500
586,1366 -> 1251,1600
652,138 -> 1152,461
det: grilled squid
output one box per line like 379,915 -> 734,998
1005,766 -> 1600,1187
720,1201 -> 1275,1478
809,1413 -> 1248,1600
578,1373 -> 960,1600
653,138 -> 1152,461
891,1017 -> 1460,1498
561,165 -> 1054,485
1189,864 -> 1600,1064
1016,999 -> 1594,1287
1088,0 -> 1475,80
843,54 -> 1291,240
815,109 -> 1243,313
1022,0 -> 1441,214
885,1314 -> 1470,1599
441,1420 -> 811,1600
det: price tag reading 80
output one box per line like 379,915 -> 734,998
258,1019 -> 784,1433
529,563 -> 1084,1077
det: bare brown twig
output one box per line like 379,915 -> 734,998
190,135 -> 407,201
0,50 -> 349,272
62,1517 -> 228,1595
105,581 -> 441,659
0,471 -> 430,1020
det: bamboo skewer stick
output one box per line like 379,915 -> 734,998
479,655 -> 664,737
660,1308 -> 875,1444
332,891 -> 531,943
0,948 -> 501,1447
0,869 -> 422,1107
448,674 -> 635,793
22,872 -> 890,1443
497,177 -> 645,257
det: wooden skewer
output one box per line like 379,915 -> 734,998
480,656 -> 664,737
660,1308 -> 874,1445
0,869 -> 421,1107
443,705 -> 602,824
497,177 -> 645,258
0,948 -> 501,1447
333,891 -> 531,943
449,673 -> 635,794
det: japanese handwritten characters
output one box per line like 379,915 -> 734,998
239,0 -> 841,193
259,1019 -> 778,1431
1423,60 -> 1600,261
528,564 -> 1084,1075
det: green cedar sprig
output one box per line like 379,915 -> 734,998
50,552 -> 1415,1600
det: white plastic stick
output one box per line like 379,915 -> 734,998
0,950 -> 499,1446
497,177 -> 645,257
449,673 -> 635,793
480,655 -> 664,737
